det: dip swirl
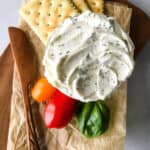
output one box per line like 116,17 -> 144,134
43,11 -> 134,102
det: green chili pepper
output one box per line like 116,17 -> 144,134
76,101 -> 110,138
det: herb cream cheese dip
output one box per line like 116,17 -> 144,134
43,11 -> 134,102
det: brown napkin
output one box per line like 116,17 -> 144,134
0,0 -> 150,150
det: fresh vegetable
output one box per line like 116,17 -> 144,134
44,90 -> 77,128
76,101 -> 110,138
31,77 -> 56,102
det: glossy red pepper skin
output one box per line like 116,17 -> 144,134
44,90 -> 77,128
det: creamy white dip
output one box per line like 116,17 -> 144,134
43,11 -> 134,102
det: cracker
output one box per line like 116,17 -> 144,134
72,0 -> 89,12
85,0 -> 104,13
20,0 -> 80,45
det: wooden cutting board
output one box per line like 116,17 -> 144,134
0,1 -> 150,150
0,45 -> 14,150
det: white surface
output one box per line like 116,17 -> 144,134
0,0 -> 21,54
0,0 -> 150,150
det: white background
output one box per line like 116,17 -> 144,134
0,0 -> 150,150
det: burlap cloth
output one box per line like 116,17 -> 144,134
5,1 -> 133,150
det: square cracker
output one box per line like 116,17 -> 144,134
72,0 -> 90,11
86,0 -> 104,13
72,0 -> 104,13
20,0 -> 80,45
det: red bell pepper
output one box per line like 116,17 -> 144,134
44,90 -> 77,128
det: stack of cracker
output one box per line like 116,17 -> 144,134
20,0 -> 104,45
7,0 -> 132,149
